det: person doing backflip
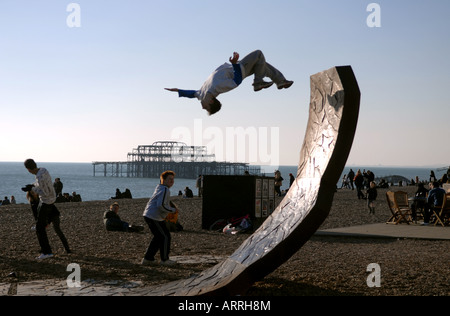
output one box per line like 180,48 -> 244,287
165,50 -> 294,115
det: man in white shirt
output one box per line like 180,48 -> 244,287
23,159 -> 70,260
165,50 -> 293,115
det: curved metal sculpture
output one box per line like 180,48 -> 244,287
144,66 -> 360,296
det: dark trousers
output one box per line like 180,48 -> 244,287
35,203 -> 53,254
34,203 -> 70,254
144,217 -> 171,261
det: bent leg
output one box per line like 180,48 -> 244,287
51,215 -> 71,252
240,50 -> 286,84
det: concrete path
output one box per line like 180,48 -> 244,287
1,225 -> 448,296
316,223 -> 450,240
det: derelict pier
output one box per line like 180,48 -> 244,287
92,141 -> 261,179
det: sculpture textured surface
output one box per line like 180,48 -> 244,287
143,66 -> 361,296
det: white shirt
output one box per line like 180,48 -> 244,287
196,63 -> 245,108
32,168 -> 56,204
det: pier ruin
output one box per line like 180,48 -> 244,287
92,141 -> 261,179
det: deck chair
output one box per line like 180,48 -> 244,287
386,191 -> 413,224
433,193 -> 450,227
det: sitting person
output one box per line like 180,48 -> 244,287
71,191 -> 82,202
103,202 -> 143,232
111,188 -> 122,199
2,196 -> 10,205
422,181 -> 446,225
184,186 -> 194,198
122,188 -> 133,199
411,182 -> 429,221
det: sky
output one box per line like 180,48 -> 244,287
0,0 -> 449,168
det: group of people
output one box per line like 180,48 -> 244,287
53,178 -> 82,203
111,188 -> 133,200
177,186 -> 194,198
341,169 -> 378,214
341,169 -> 376,192
22,159 -> 181,266
0,196 -> 16,206
411,181 -> 447,225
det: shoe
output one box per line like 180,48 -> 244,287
160,259 -> 177,266
420,222 -> 429,226
277,80 -> 294,90
253,81 -> 273,92
36,253 -> 53,260
141,258 -> 157,266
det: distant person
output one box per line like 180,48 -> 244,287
141,170 -> 179,266
112,188 -> 122,199
447,167 -> 450,183
10,196 -> 16,205
274,170 -> 284,196
63,192 -> 72,202
340,174 -> 350,189
289,173 -> 295,189
2,196 -> 10,205
411,182 -> 429,221
429,170 -> 436,183
347,169 -> 355,190
53,178 -> 63,197
366,181 -> 378,214
422,181 -> 446,225
71,191 -> 82,202
184,186 -> 194,198
22,159 -> 71,259
165,50 -> 293,115
103,202 -> 143,232
122,188 -> 132,199
354,169 -> 365,199
440,173 -> 448,185
196,175 -> 203,197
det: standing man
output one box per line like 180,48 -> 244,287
22,159 -> 70,259
142,170 -> 179,266
347,169 -> 355,190
53,177 -> 63,197
196,174 -> 203,197
165,50 -> 293,115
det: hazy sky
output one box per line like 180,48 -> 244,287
1,1 -> 449,168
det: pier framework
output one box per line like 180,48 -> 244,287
92,141 -> 261,179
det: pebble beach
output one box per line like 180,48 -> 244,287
0,185 -> 448,296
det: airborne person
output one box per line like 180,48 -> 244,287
165,50 -> 293,115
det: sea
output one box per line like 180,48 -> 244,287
0,162 -> 447,205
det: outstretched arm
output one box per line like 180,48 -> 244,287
165,88 -> 197,99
